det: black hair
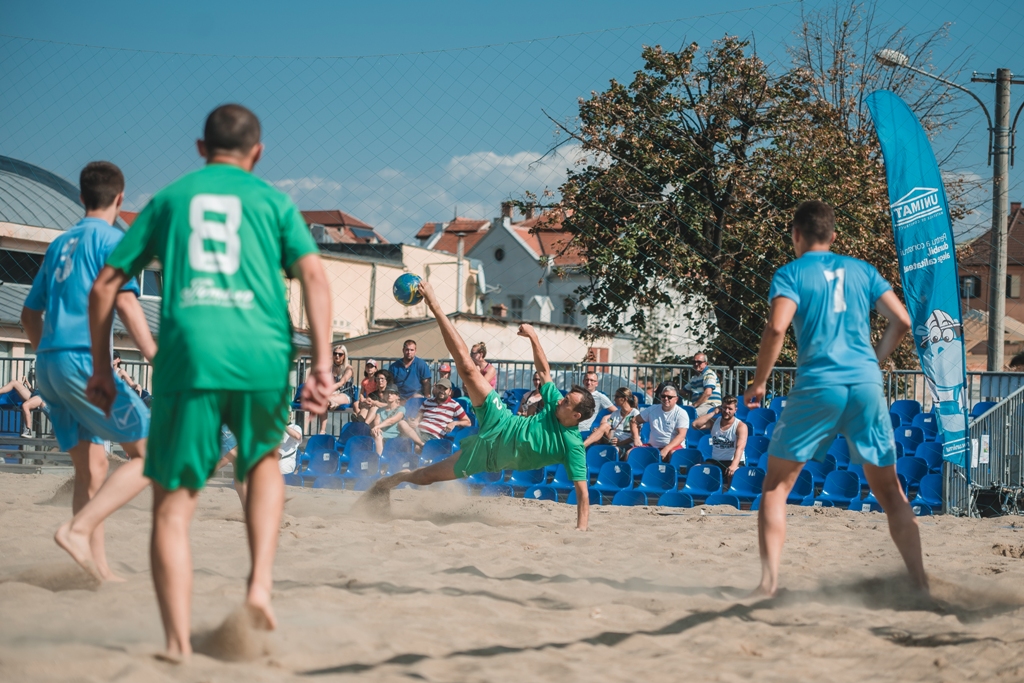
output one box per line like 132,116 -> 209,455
80,161 -> 125,210
570,384 -> 596,422
792,200 -> 835,244
203,104 -> 261,155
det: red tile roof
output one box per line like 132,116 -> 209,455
960,203 -> 1024,266
416,222 -> 440,240
301,210 -> 373,229
432,231 -> 488,255
119,211 -> 138,226
423,217 -> 491,254
510,210 -> 584,266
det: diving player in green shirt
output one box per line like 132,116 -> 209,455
368,281 -> 596,530
86,104 -> 334,661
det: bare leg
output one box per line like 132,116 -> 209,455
151,483 -> 201,661
396,420 -> 425,447
754,456 -> 804,597
0,379 -> 32,401
56,439 -> 148,581
242,452 -> 283,630
64,441 -> 109,580
371,452 -> 459,493
864,463 -> 929,592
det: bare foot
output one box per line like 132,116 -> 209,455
746,583 -> 777,600
153,650 -> 189,664
245,588 -> 277,631
54,521 -> 102,582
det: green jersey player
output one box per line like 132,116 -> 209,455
87,104 -> 333,661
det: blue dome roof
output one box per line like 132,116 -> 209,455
0,155 -> 84,230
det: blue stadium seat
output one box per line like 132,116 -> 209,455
382,450 -> 418,476
827,438 -> 850,469
524,485 -> 558,501
971,401 -> 998,418
815,470 -> 860,507
764,422 -> 776,439
640,421 -> 651,445
304,434 -> 338,454
312,475 -> 346,489
283,473 -> 304,487
726,466 -> 764,503
915,441 -> 943,473
750,494 -> 762,510
508,469 -> 546,490
896,456 -> 929,493
344,450 -> 380,479
889,399 -> 921,423
455,397 -> 476,426
911,502 -> 933,516
802,458 -> 836,488
586,444 -> 618,479
745,434 -> 771,459
290,383 -> 304,410
787,469 -> 814,504
911,413 -> 938,440
480,483 -> 514,497
344,435 -> 375,459
848,494 -> 884,513
889,412 -> 902,429
449,425 -> 478,449
680,405 -> 697,423
685,428 -> 708,449
846,463 -> 870,493
697,434 -> 713,460
337,421 -> 371,448
502,388 -> 530,409
746,408 -> 777,436
912,473 -> 943,509
611,490 -> 648,506
704,492 -> 741,509
767,395 -> 787,417
466,470 -> 503,485
681,464 -> 723,501
632,391 -> 648,407
657,491 -> 695,508
421,438 -> 455,464
303,446 -> 341,480
669,448 -> 703,475
382,437 -> 415,457
593,461 -> 632,494
567,486 -> 602,505
626,447 -> 660,482
756,452 -> 770,472
549,464 -> 576,492
734,401 -> 750,420
637,462 -> 677,495
894,426 -> 925,456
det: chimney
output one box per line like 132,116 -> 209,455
491,304 -> 508,318
525,204 -> 535,220
310,223 -> 326,244
500,201 -> 514,219
1012,202 -> 1021,214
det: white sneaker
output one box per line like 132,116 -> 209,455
20,429 -> 32,438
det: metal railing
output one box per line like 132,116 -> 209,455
961,384 -> 1024,516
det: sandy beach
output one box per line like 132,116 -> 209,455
1,470 -> 1023,682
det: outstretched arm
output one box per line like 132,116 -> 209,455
743,296 -> 797,409
873,290 -> 911,363
87,266 -> 130,414
573,480 -> 589,531
115,291 -> 157,361
291,254 -> 332,414
517,324 -> 551,384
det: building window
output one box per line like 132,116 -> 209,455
494,247 -> 505,262
509,296 -> 523,320
561,297 -> 577,326
1007,274 -> 1021,299
959,275 -> 980,299
141,270 -> 162,297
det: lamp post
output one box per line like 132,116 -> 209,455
875,49 -> 1024,371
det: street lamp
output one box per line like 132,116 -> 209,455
875,49 -> 1024,371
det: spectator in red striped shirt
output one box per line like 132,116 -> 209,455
398,378 -> 471,447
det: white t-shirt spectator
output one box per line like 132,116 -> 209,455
417,397 -> 469,439
580,390 -> 614,431
640,405 -> 690,448
609,408 -> 640,443
278,424 -> 302,475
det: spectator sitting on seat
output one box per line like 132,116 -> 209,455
0,374 -> 47,438
111,351 -> 143,396
389,339 -> 431,399
583,387 -> 638,452
692,395 -> 748,490
354,369 -> 393,423
306,344 -> 355,434
470,342 -> 497,390
631,384 -> 689,461
517,372 -> 545,416
579,371 -> 613,431
1010,352 -> 1024,372
398,378 -> 471,447
359,359 -> 378,400
370,384 -> 406,455
219,422 -> 302,506
684,353 -> 722,416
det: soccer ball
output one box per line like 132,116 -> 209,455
393,273 -> 423,305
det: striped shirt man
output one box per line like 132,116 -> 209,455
684,354 -> 722,415
417,396 -> 469,439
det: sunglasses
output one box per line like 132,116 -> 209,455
661,395 -> 678,401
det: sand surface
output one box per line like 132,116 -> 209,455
1,472 -> 1023,682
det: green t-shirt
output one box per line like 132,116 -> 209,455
492,382 -> 587,481
106,164 -> 319,393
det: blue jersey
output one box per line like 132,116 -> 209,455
24,217 -> 140,353
768,251 -> 891,388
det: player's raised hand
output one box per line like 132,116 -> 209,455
86,370 -> 117,417
418,280 -> 436,305
743,383 -> 765,409
517,323 -> 536,338
300,368 -> 332,414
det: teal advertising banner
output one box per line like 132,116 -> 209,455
867,89 -> 969,466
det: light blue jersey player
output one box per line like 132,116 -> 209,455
744,200 -> 928,598
21,161 -> 157,582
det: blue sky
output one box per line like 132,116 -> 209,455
2,0 -> 1021,243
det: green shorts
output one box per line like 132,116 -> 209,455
454,390 -> 513,478
145,387 -> 290,490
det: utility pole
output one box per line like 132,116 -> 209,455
455,232 -> 466,315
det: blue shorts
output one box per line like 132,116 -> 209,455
35,350 -> 150,451
767,383 -> 896,467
